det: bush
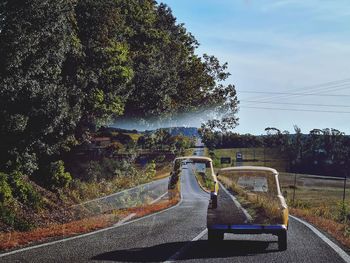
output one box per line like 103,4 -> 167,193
0,205 -> 34,231
114,160 -> 139,178
337,202 -> 349,223
145,160 -> 156,179
49,160 -> 72,189
8,171 -> 42,209
84,158 -> 123,182
0,173 -> 12,204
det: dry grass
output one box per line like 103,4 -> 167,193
153,164 -> 172,180
127,190 -> 180,219
291,208 -> 350,249
279,172 -> 350,208
191,163 -> 214,193
0,190 -> 181,252
0,213 -> 120,251
219,175 -> 284,224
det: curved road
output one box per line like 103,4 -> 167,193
1,153 -> 349,262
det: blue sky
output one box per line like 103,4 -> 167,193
159,0 -> 350,135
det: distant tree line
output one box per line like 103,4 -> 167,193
200,126 -> 350,177
137,129 -> 195,154
0,0 -> 238,188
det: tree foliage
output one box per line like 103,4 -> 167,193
200,126 -> 350,177
0,0 -> 238,188
0,0 -> 83,175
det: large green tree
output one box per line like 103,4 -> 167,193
75,0 -> 133,133
0,0 -> 82,174
118,1 -> 239,130
0,0 -> 239,186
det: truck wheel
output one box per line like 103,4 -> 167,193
208,230 -> 224,242
278,231 -> 287,251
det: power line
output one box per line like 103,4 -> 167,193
241,106 -> 350,114
238,91 -> 350,97
243,79 -> 350,102
241,100 -> 350,108
247,83 -> 350,101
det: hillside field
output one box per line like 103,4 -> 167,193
209,147 -> 289,172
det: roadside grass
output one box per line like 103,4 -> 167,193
291,208 -> 350,249
64,160 -> 173,204
0,213 -> 122,251
278,172 -> 350,248
219,175 -> 284,224
282,184 -> 350,208
0,190 -> 181,252
279,172 -> 350,217
64,175 -> 147,204
152,164 -> 172,180
194,168 -> 214,192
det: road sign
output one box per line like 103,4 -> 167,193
221,157 -> 231,164
236,152 -> 243,162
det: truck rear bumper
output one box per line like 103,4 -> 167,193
208,224 -> 287,235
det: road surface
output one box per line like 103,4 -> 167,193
0,148 -> 349,262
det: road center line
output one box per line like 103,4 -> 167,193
164,228 -> 208,263
150,192 -> 168,204
113,213 -> 136,226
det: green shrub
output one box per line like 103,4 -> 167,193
0,173 -> 12,204
49,160 -> 72,189
0,204 -> 34,231
155,154 -> 166,163
8,171 -> 42,209
85,161 -> 102,182
114,160 -> 139,179
145,160 -> 156,179
337,201 -> 349,223
212,158 -> 220,167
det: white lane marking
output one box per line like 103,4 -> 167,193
164,228 -> 208,263
290,215 -> 350,263
150,192 -> 168,204
218,182 -> 252,223
113,213 -> 136,226
0,186 -> 184,258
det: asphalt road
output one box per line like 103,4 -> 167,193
1,148 -> 349,262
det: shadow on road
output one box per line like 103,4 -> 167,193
91,240 -> 279,262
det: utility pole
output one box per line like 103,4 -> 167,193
343,171 -> 347,204
292,173 -> 297,206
